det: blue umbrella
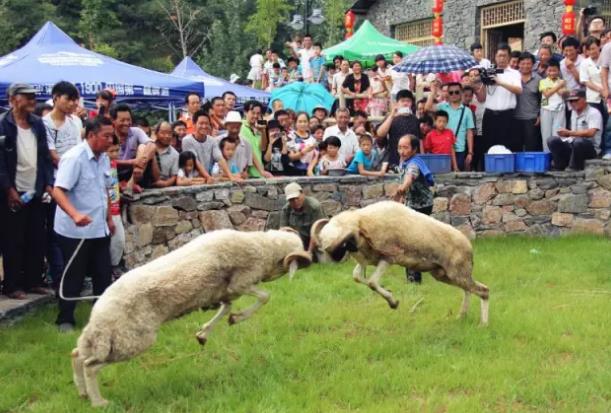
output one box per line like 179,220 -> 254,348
393,45 -> 478,74
269,82 -> 335,115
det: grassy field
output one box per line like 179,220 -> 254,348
0,236 -> 610,413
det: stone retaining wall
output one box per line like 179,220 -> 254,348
123,160 -> 611,269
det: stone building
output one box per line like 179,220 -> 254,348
350,0 -> 611,57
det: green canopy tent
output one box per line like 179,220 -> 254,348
323,20 -> 419,67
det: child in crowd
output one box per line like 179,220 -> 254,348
346,134 -> 386,177
266,63 -> 282,91
286,57 -> 302,82
107,136 -> 125,280
176,151 -> 206,186
211,138 -> 241,179
279,67 -> 291,87
539,60 -> 567,152
310,43 -> 326,84
392,134 -> 435,284
248,49 -> 264,89
307,141 -> 327,176
319,136 -> 346,174
311,124 -> 325,142
422,110 -> 458,171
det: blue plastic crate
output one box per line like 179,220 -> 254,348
515,152 -> 551,173
485,154 -> 515,173
419,154 -> 452,173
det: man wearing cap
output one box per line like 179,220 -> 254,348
225,111 -> 271,178
547,89 -> 602,170
280,182 -> 326,250
0,83 -> 54,299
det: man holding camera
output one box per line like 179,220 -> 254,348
475,43 -> 522,153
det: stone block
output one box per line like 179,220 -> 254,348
339,185 -> 362,206
197,201 -> 225,211
570,184 -> 588,194
492,193 -> 515,206
320,199 -> 342,216
515,208 -> 527,217
243,185 -> 257,193
228,205 -> 251,215
432,212 -> 450,224
473,182 -> 496,204
244,192 -> 285,211
313,183 -> 337,192
526,199 -> 555,216
237,217 -> 266,232
551,212 -> 574,227
514,195 -> 529,208
362,183 -> 384,199
214,188 -> 230,201
175,220 -> 193,234
195,191 -> 214,202
558,194 -> 588,213
192,219 -> 201,229
482,206 -> 503,224
457,223 -> 476,240
179,210 -> 199,220
528,188 -> 545,200
311,191 -> 332,202
433,197 -> 449,213
168,232 -> 195,250
129,205 -> 156,225
449,193 -> 471,215
595,174 -> 611,191
199,210 -> 233,232
588,189 -> 611,208
571,218 -> 604,235
496,179 -> 527,194
252,210 -> 269,219
152,227 -> 175,244
384,182 -> 400,197
230,190 -> 245,204
504,220 -> 528,233
150,245 -> 169,260
594,209 -> 610,221
172,196 -> 197,211
152,206 -> 179,227
480,230 -> 503,237
606,223 -> 611,237
142,195 -> 170,205
267,186 -> 279,199
502,212 -> 519,223
451,216 -> 469,226
228,210 -> 247,225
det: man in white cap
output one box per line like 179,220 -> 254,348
279,182 -> 325,249
225,111 -> 271,178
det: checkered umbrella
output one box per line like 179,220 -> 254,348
392,45 -> 478,74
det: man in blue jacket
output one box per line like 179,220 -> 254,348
0,83 -> 54,299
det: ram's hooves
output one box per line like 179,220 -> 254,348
389,300 -> 400,310
196,335 -> 207,346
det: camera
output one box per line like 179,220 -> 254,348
478,65 -> 504,86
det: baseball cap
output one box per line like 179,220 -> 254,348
566,89 -> 586,101
284,182 -> 303,200
8,83 -> 36,97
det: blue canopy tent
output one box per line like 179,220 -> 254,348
171,57 -> 270,102
0,21 -> 204,109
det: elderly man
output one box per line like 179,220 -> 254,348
547,90 -> 601,171
53,117 -> 115,331
279,182 -> 325,250
224,111 -> 271,178
0,83 -> 54,299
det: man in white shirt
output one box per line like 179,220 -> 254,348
475,43 -> 522,152
547,89 -> 601,170
293,34 -> 315,82
560,37 -> 585,93
323,108 -> 358,164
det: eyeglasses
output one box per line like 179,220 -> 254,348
448,90 -> 461,95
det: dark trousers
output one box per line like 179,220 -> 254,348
406,205 -> 433,282
515,118 -> 542,151
473,135 -> 486,171
56,235 -> 111,325
483,109 -> 520,152
547,136 -> 597,170
590,101 -> 609,154
46,202 -> 64,288
1,198 -> 46,294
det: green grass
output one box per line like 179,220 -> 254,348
1,236 -> 610,413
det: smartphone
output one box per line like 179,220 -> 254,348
257,119 -> 267,126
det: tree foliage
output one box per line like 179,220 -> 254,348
0,0 -> 347,80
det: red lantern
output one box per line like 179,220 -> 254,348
562,11 -> 576,35
433,0 -> 444,14
432,17 -> 443,38
344,10 -> 356,39
564,0 -> 575,5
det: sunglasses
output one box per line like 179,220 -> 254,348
448,90 -> 462,95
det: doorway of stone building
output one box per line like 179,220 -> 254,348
480,0 -> 525,60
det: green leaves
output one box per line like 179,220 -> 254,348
245,0 -> 292,49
